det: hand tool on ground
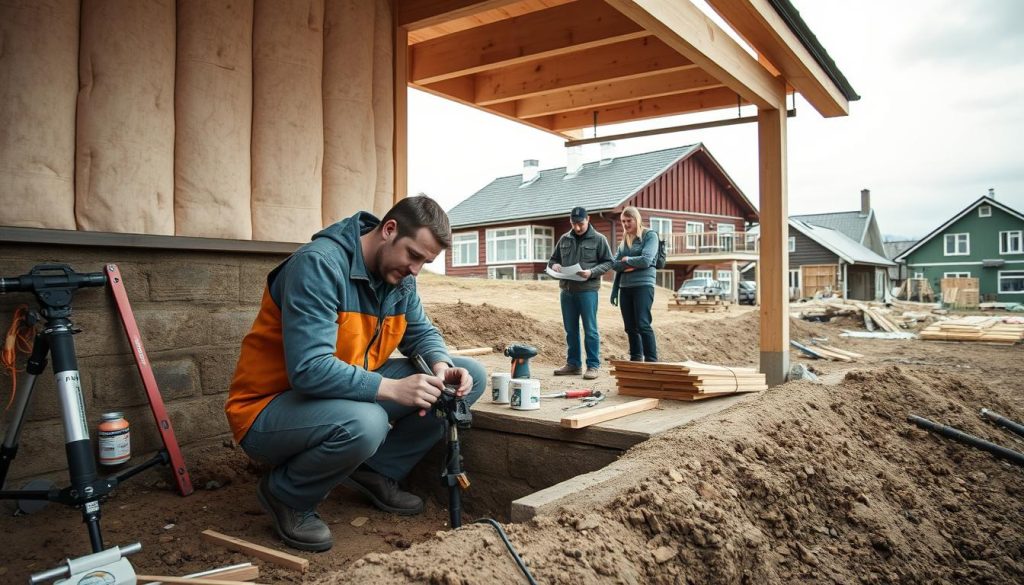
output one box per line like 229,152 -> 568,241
562,391 -> 606,411
30,542 -> 141,584
541,389 -> 594,399
503,343 -> 538,378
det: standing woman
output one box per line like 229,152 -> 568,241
610,206 -> 659,362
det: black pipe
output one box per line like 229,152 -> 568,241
980,408 -> 1024,439
908,415 -> 1024,467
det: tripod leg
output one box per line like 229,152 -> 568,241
0,333 -> 49,488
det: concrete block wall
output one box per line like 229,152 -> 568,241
0,243 -> 287,481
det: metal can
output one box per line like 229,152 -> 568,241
98,412 -> 131,466
510,379 -> 541,411
491,372 -> 512,404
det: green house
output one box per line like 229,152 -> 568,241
894,196 -> 1024,302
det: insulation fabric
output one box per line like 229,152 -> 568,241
371,0 -> 395,218
174,0 -> 254,239
0,1 -> 79,229
251,0 -> 325,243
76,0 -> 176,235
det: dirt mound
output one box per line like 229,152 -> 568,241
323,366 -> 1024,584
426,301 -> 566,355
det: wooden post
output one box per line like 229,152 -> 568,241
757,106 -> 789,386
731,260 -> 739,305
393,25 -> 409,203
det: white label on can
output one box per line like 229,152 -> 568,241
510,379 -> 540,411
491,373 -> 512,404
98,427 -> 131,465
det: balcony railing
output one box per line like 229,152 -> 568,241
664,231 -> 758,255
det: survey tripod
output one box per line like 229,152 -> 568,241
0,264 -> 191,556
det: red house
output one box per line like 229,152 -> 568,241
444,143 -> 759,296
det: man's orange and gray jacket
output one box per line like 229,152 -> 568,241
225,212 -> 452,442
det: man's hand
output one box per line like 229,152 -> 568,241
576,269 -> 592,279
551,263 -> 562,272
433,363 -> 473,397
378,374 -> 443,416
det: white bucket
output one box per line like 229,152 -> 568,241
510,378 -> 541,410
491,372 -> 512,404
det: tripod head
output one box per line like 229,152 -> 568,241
0,264 -> 107,319
435,388 -> 472,429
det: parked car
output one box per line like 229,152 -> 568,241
737,280 -> 757,305
676,278 -> 724,298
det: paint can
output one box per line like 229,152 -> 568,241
491,372 -> 512,404
510,379 -> 541,411
98,412 -> 131,466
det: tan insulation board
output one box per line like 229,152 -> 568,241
251,0 -> 325,243
76,0 -> 176,235
322,0 -> 377,225
372,0 -> 395,216
174,0 -> 254,239
0,0 -> 79,229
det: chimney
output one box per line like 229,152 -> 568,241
565,145 -> 584,176
988,187 -> 996,199
521,159 -> 539,184
599,141 -> 616,165
860,188 -> 870,217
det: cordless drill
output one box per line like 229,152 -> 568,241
504,343 -> 538,379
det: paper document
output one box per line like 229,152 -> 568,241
545,263 -> 587,281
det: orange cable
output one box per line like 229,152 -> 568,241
2,305 -> 34,410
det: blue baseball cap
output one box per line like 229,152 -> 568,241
570,206 -> 588,222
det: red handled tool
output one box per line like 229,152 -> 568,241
541,389 -> 594,399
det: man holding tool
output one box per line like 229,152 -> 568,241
547,206 -> 614,380
225,196 -> 485,552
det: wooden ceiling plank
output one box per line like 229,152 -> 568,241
397,0 -> 522,30
549,86 -> 742,131
705,0 -> 848,117
516,68 -> 723,118
605,0 -> 784,110
410,0 -> 647,84
474,36 -> 694,105
415,82 -> 565,137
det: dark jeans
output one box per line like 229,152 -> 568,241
619,286 -> 657,362
559,289 -> 601,369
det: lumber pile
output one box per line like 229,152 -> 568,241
610,360 -> 766,401
919,316 -> 1024,344
896,278 -> 936,302
790,340 -> 863,362
668,293 -> 728,312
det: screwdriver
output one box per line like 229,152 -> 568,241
541,389 -> 594,399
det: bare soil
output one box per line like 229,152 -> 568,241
2,274 -> 1022,584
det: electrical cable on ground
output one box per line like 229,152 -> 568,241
474,518 -> 538,585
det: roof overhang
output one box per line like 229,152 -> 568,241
397,0 -> 855,139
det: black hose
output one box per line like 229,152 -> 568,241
908,414 -> 1024,467
474,518 -> 538,585
980,408 -> 1024,439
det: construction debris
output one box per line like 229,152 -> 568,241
790,340 -> 863,362
200,529 -> 309,573
610,360 -> 766,401
919,316 -> 1024,344
667,295 -> 729,312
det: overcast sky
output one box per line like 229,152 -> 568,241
407,0 -> 1024,246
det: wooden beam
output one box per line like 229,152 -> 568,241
394,26 -> 409,202
757,106 -> 789,386
396,0 -> 521,29
410,0 -> 647,84
136,577 -> 264,585
517,68 -> 722,118
200,530 -> 310,573
472,36 -> 693,105
561,398 -> 660,429
605,0 -> 784,110
706,0 -> 849,117
546,86 -> 741,132
415,81 -> 564,138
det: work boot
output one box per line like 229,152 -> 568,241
341,468 -> 424,515
583,367 -> 599,380
553,364 -> 583,376
256,475 -> 333,552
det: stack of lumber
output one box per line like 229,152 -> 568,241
668,294 -> 729,312
610,360 -> 766,401
852,302 -> 903,332
919,316 -> 1024,344
790,340 -> 863,362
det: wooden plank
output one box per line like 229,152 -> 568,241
136,577 -> 264,585
200,530 -> 309,573
547,86 -> 740,132
396,0 -> 521,29
204,565 -> 259,582
410,0 -> 647,84
561,398 -> 661,429
450,346 -> 493,356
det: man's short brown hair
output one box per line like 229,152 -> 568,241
381,195 -> 452,248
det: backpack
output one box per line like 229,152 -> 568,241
654,232 -> 667,269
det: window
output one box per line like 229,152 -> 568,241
655,270 -> 675,291
451,232 -> 478,266
717,270 -> 732,295
717,224 -> 736,251
1000,231 -> 1023,254
788,236 -> 796,253
998,270 -> 1024,294
944,233 -> 969,256
485,226 -> 552,263
487,266 -> 516,280
979,205 -> 992,217
693,270 -> 713,280
943,272 -> 971,278
650,217 -> 672,252
913,272 -> 924,279
686,222 -> 704,250
789,269 -> 800,289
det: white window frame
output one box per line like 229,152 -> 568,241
685,221 -> 704,250
944,233 -> 970,256
998,270 -> 1024,294
1000,230 -> 1023,255
485,225 -> 552,264
978,205 -> 992,217
716,269 -> 733,296
787,236 -> 796,253
655,269 -> 675,291
451,232 -> 479,267
487,265 -> 517,280
943,272 -> 971,278
650,217 -> 673,252
717,223 -> 736,251
913,272 -> 924,279
693,269 -> 713,280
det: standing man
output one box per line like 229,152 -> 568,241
225,196 -> 485,552
547,206 -> 614,379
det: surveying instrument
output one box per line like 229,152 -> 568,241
1,264 -> 193,583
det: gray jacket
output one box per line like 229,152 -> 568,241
547,225 -> 614,292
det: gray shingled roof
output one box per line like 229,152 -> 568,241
448,145 -> 700,228
791,211 -> 869,244
882,240 -> 917,260
791,220 -> 894,266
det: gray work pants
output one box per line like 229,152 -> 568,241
239,357 -> 486,511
